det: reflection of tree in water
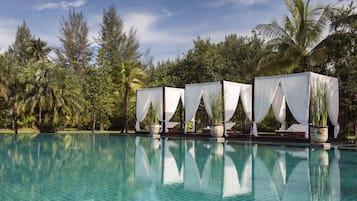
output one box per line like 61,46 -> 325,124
0,134 -> 138,200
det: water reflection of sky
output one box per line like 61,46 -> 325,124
0,134 -> 356,200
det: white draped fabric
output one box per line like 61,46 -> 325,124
135,87 -> 162,131
253,77 -> 280,135
184,81 -> 252,133
223,81 -> 241,122
165,88 -> 184,123
253,72 -> 339,138
240,85 -> 253,121
135,87 -> 184,131
281,74 -> 310,137
184,82 -> 221,133
323,75 -> 340,137
272,85 -> 286,130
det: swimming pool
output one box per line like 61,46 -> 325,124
0,134 -> 356,201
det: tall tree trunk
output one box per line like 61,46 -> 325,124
12,106 -> 18,134
100,113 -> 103,131
124,82 -> 129,134
92,112 -> 96,134
38,106 -> 42,126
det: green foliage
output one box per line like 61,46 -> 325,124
149,35 -> 262,87
210,94 -> 223,125
146,104 -> 159,124
57,9 -> 91,77
317,1 -> 357,135
84,66 -> 115,130
19,60 -> 84,133
9,21 -> 33,66
254,0 -> 333,74
0,2 -> 354,135
311,82 -> 328,127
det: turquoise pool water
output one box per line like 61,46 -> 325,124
0,134 -> 356,201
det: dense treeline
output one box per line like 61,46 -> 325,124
0,1 -> 355,137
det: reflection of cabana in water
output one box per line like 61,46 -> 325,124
163,140 -> 184,185
252,72 -> 339,139
184,142 -> 252,198
254,147 -> 311,201
134,137 -> 162,183
184,81 -> 252,134
136,87 -> 184,133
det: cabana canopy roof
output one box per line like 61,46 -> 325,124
136,87 -> 184,131
184,80 -> 252,133
253,72 -> 339,138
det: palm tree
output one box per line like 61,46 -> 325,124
26,38 -> 51,62
254,0 -> 333,74
119,61 -> 146,133
20,60 -> 83,132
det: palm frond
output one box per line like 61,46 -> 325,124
255,22 -> 291,41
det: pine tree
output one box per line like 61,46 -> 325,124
57,9 -> 91,77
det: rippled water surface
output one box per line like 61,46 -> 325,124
0,134 -> 356,201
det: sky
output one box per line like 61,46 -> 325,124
0,0 -> 350,64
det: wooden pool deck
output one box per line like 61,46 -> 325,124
127,131 -> 312,143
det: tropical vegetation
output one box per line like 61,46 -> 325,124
0,1 -> 355,138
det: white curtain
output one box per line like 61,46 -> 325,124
253,77 -> 280,135
163,88 -> 184,131
184,82 -> 221,133
136,89 -> 154,131
281,74 -> 310,137
254,72 -> 339,139
184,84 -> 204,133
201,82 -> 222,119
325,76 -> 340,137
150,88 -> 164,121
272,85 -> 286,130
241,85 -> 253,121
135,87 -> 164,131
223,81 -> 241,122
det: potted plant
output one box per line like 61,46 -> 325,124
147,104 -> 160,135
310,82 -> 328,143
210,94 -> 224,138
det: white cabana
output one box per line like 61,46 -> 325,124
253,72 -> 339,138
136,87 -> 184,132
184,81 -> 252,134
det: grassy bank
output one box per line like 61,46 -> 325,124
0,128 -> 135,135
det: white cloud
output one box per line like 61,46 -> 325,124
123,12 -> 190,45
208,0 -> 272,7
34,0 -> 86,11
0,18 -> 20,52
160,6 -> 173,17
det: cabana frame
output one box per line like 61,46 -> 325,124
252,72 -> 339,139
184,80 -> 252,135
136,87 -> 184,134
